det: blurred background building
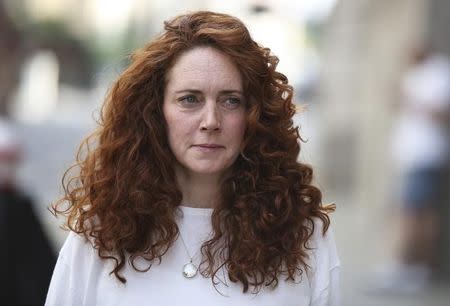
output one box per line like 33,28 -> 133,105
1,0 -> 449,305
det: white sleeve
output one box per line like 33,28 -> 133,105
45,231 -> 91,306
310,265 -> 340,306
309,219 -> 341,306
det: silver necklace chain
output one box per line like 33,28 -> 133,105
178,230 -> 200,278
178,230 -> 199,261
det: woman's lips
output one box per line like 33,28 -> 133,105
192,144 -> 225,152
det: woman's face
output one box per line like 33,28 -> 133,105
163,46 -> 246,179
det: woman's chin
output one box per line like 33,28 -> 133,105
186,165 -> 230,178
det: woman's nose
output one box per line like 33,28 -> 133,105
200,102 -> 221,131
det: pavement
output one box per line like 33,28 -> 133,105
332,194 -> 450,306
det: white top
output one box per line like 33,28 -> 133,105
391,54 -> 450,169
45,206 -> 340,306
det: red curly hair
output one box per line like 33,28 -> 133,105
53,11 -> 334,293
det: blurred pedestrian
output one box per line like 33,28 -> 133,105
45,11 -> 340,306
376,44 -> 450,293
0,118 -> 56,305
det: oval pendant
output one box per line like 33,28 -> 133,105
182,262 -> 198,278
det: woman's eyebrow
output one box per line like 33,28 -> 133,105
174,89 -> 243,94
219,90 -> 244,95
175,89 -> 202,94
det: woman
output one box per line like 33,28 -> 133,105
46,11 -> 340,306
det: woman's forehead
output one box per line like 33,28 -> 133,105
165,47 -> 243,93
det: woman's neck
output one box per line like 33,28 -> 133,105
175,169 -> 222,209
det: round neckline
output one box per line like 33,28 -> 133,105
178,205 -> 214,216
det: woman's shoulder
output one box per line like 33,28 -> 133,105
306,216 -> 340,271
58,230 -> 97,265
297,216 -> 341,306
46,232 -> 103,305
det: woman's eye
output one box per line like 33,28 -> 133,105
223,97 -> 242,109
178,95 -> 199,106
